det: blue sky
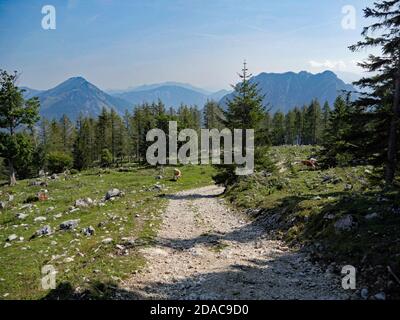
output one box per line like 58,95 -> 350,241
0,0 -> 376,91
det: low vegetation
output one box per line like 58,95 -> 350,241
0,165 -> 215,299
224,146 -> 400,298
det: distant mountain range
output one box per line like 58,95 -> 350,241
220,70 -> 356,113
24,77 -> 131,120
113,85 -> 230,109
22,70 -> 356,120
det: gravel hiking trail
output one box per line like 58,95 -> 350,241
122,185 -> 348,300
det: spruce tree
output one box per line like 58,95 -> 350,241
320,95 -> 353,167
203,100 -> 224,130
214,61 -> 269,186
349,0 -> 400,184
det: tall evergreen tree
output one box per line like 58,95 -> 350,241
349,0 -> 400,184
271,111 -> 285,145
203,100 -> 224,129
320,95 -> 353,167
215,62 -> 269,186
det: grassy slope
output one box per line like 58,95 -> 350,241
225,146 -> 400,298
0,165 -> 215,299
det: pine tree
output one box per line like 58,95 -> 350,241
59,114 -> 75,154
214,61 -> 269,186
320,95 -> 353,167
0,70 -> 40,185
285,110 -> 296,145
294,107 -> 304,145
203,100 -> 224,129
304,99 -> 322,145
271,111 -> 285,145
73,116 -> 96,170
349,0 -> 400,184
322,101 -> 331,133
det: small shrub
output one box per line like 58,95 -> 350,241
100,149 -> 113,168
47,151 -> 73,174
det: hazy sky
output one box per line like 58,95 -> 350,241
0,0 -> 377,91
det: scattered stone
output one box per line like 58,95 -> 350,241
16,213 -> 28,220
82,226 -> 95,236
0,201 -> 6,210
46,206 -> 55,213
365,212 -> 379,220
38,169 -> 46,177
60,219 -> 80,230
334,215 -> 356,233
360,288 -> 369,300
155,175 -> 163,180
6,234 -> 18,242
34,216 -> 47,222
344,184 -> 353,191
64,257 -> 74,263
50,174 -> 58,180
102,238 -> 113,244
151,183 -> 165,191
4,243 -> 11,248
323,213 -> 335,220
121,237 -> 136,246
374,292 -> 386,300
75,198 -> 94,208
105,189 -> 123,200
35,225 -> 52,237
30,180 -> 48,187
245,208 -> 263,216
8,194 -> 14,202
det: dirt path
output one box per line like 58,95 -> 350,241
122,185 -> 348,300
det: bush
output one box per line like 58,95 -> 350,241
47,151 -> 73,174
100,149 -> 113,167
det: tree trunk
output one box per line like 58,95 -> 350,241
385,73 -> 400,184
9,160 -> 17,186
